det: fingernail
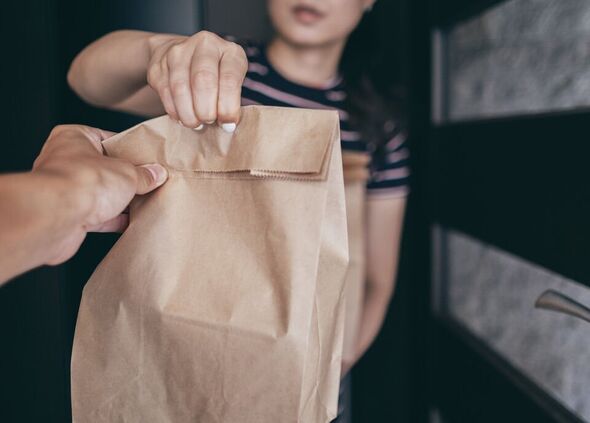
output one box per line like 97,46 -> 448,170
204,120 -> 216,124
142,164 -> 168,184
177,120 -> 185,127
193,124 -> 204,131
221,122 -> 236,133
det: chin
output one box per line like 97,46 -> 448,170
280,27 -> 334,48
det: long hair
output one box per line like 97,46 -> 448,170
339,4 -> 406,153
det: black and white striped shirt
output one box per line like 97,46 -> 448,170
237,40 -> 409,196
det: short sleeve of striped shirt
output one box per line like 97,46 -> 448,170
366,121 -> 410,197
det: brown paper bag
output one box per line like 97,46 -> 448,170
70,105 -> 349,423
341,152 -> 370,369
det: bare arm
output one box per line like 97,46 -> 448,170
0,172 -> 77,283
348,195 -> 406,369
0,125 -> 168,286
68,30 -> 248,128
68,30 -> 165,115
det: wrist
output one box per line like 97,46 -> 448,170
31,169 -> 94,230
0,172 -> 87,276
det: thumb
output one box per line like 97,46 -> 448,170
135,164 -> 168,194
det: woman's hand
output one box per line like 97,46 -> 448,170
147,31 -> 248,132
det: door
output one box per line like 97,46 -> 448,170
426,0 -> 590,422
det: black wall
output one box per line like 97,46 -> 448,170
1,2 -> 198,421
1,2 -> 69,421
352,0 -> 432,421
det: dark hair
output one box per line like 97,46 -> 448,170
339,5 -> 406,153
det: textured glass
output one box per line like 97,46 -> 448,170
446,0 -> 590,120
439,229 -> 590,421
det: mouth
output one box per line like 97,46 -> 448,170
292,4 -> 326,25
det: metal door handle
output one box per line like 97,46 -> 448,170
534,290 -> 590,324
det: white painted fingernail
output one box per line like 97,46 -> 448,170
221,122 -> 236,133
193,124 -> 204,131
204,120 -> 216,124
177,120 -> 185,127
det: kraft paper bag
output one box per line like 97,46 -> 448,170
71,105 -> 349,423
340,153 -> 370,369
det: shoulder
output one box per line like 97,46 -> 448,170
365,116 -> 410,196
381,118 -> 408,148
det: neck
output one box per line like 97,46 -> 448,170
266,36 -> 345,88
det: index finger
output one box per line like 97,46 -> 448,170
44,125 -> 116,155
79,126 -> 118,153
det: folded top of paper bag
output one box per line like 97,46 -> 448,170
102,105 -> 339,180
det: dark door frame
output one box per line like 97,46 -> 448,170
415,1 -> 588,422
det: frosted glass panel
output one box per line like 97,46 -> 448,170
436,228 -> 590,421
446,0 -> 590,120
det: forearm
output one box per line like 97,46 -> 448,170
351,196 -> 406,365
68,30 -> 171,108
353,281 -> 395,362
0,173 -> 84,285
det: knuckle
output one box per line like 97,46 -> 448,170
238,55 -> 249,73
180,110 -> 199,122
167,43 -> 185,61
192,69 -> 218,90
165,105 -> 178,119
147,65 -> 160,84
194,30 -> 217,46
51,124 -> 76,134
229,42 -> 246,58
217,101 -> 240,121
177,111 -> 199,126
49,124 -> 80,140
224,43 -> 248,76
147,71 -> 162,90
74,165 -> 102,190
117,160 -> 138,185
217,108 -> 237,123
194,103 -> 216,121
196,110 -> 216,123
219,72 -> 242,90
49,125 -> 67,137
170,79 -> 189,95
183,118 -> 200,128
225,41 -> 243,59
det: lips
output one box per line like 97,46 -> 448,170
292,4 -> 326,25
